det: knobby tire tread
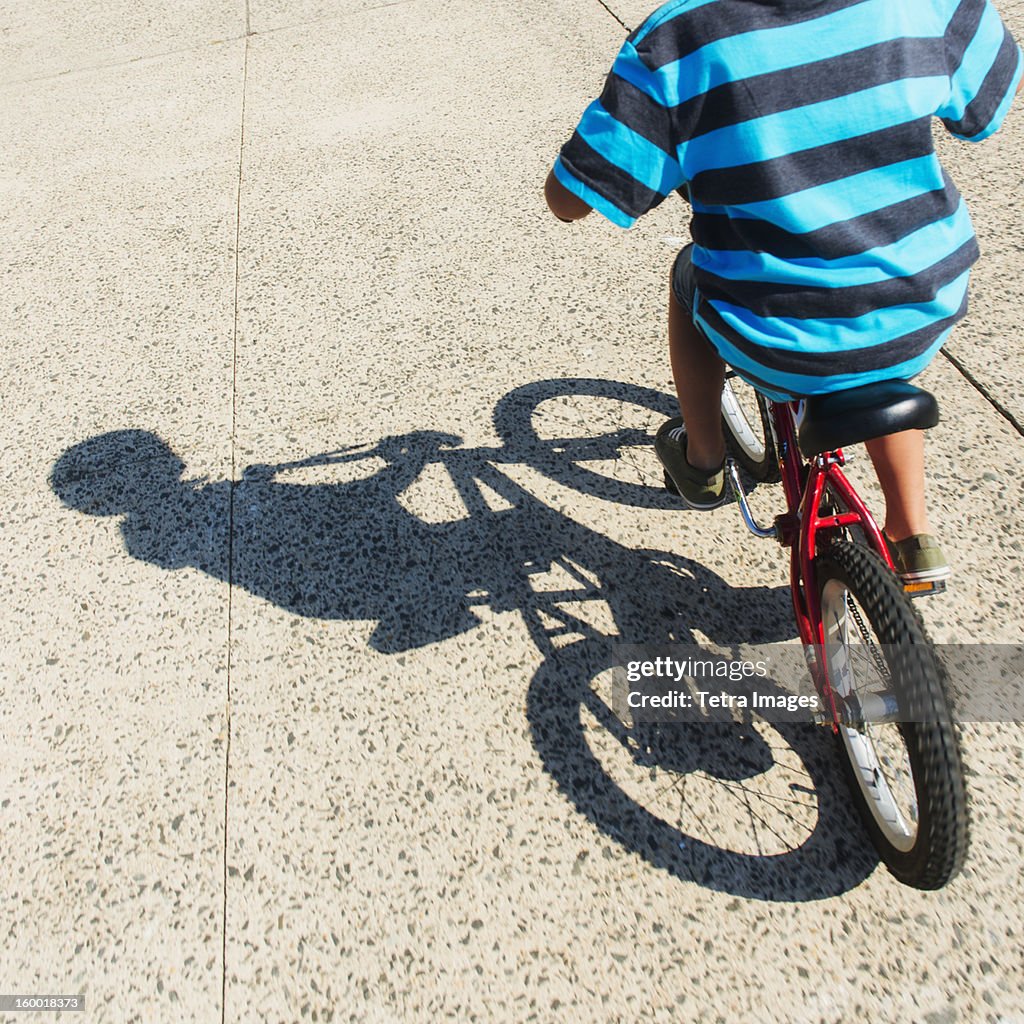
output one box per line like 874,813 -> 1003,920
817,540 -> 968,889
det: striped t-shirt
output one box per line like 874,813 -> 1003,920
553,0 -> 1023,398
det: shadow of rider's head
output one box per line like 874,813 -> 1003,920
50,430 -> 186,516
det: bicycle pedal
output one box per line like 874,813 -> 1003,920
903,579 -> 947,598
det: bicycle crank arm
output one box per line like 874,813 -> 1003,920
725,458 -> 777,539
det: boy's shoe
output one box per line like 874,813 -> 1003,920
655,417 -> 728,510
884,533 -> 951,586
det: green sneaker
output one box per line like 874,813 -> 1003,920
884,533 -> 951,587
655,417 -> 728,510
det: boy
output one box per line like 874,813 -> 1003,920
546,0 -> 1022,584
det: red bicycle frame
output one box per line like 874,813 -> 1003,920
765,399 -> 895,720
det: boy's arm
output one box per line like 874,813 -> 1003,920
544,168 -> 592,222
544,34 -> 686,229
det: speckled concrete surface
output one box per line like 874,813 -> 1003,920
3,1 -> 1023,1022
934,0 -> 1024,427
1,26 -> 242,1023
0,1 -> 241,84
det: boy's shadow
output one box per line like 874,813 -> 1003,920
49,379 -> 876,900
52,429 -> 505,652
48,420 -> 787,655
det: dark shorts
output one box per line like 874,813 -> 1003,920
667,241 -> 940,402
670,243 -> 699,319
669,242 -> 795,401
671,240 -> 798,399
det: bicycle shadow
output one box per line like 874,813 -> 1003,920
49,378 -> 876,901
526,639 -> 875,902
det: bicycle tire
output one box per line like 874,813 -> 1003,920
720,374 -> 780,482
815,540 -> 968,889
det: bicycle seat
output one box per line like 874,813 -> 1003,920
797,380 -> 939,458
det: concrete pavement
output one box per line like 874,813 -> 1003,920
3,1 -> 1024,1021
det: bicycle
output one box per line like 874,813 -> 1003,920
681,372 -> 970,889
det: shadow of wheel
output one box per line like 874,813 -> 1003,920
526,638 -> 878,901
493,377 -> 682,509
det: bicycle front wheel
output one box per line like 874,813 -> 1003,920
720,372 -> 779,482
815,540 -> 968,889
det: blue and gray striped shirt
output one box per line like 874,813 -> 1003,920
553,0 -> 1022,398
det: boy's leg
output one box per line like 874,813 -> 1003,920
865,430 -> 949,583
864,430 -> 929,541
668,286 -> 726,471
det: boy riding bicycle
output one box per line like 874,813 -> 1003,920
545,0 -> 1022,585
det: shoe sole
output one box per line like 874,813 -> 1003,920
898,566 -> 952,585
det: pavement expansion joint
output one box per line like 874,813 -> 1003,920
940,348 -> 1024,438
596,0 -> 632,33
221,30 -> 248,1022
0,37 -> 246,90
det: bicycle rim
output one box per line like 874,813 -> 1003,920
822,578 -> 919,852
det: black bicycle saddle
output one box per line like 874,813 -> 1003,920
797,380 -> 939,458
